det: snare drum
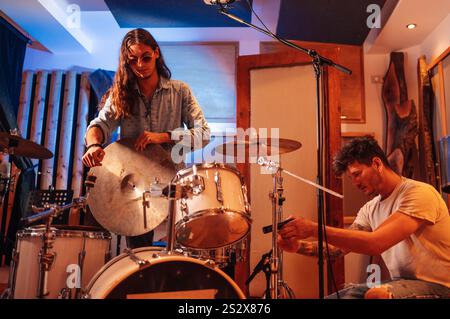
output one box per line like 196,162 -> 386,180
84,247 -> 245,299
9,225 -> 111,299
174,163 -> 251,249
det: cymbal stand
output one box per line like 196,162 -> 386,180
258,157 -> 343,298
268,164 -> 295,299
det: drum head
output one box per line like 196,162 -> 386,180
87,249 -> 244,299
176,210 -> 250,249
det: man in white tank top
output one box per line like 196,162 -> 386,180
278,136 -> 450,299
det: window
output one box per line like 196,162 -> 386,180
160,42 -> 238,134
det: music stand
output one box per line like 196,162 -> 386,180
26,189 -> 73,225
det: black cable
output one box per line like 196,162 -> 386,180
244,0 -> 293,49
244,0 -> 273,35
322,209 -> 341,299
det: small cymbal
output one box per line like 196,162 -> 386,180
87,138 -> 177,236
0,132 -> 53,159
215,138 -> 302,157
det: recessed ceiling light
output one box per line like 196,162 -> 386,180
406,24 -> 417,30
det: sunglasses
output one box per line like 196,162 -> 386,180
128,51 -> 156,65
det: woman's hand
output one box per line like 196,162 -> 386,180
82,146 -> 105,167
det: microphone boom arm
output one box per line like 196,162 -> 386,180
218,8 -> 352,75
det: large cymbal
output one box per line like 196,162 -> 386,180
87,138 -> 176,236
215,138 -> 302,157
0,132 -> 53,159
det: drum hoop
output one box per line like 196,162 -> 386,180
179,233 -> 249,253
176,208 -> 252,225
85,247 -> 246,299
175,208 -> 251,249
17,226 -> 111,240
84,246 -> 165,296
174,163 -> 243,181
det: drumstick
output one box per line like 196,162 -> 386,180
262,217 -> 295,234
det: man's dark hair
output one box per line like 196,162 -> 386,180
333,136 -> 392,175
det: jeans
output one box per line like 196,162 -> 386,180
326,279 -> 450,299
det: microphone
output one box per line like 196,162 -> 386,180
203,0 -> 236,5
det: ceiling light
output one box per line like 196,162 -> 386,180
406,24 -> 417,30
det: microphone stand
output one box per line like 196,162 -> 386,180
217,5 -> 351,299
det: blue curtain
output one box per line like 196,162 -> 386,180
88,69 -> 120,142
0,16 -> 36,265
88,68 -> 115,103
0,16 -> 28,128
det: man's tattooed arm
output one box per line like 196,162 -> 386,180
295,222 -> 371,261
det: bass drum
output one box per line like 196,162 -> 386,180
84,247 -> 245,299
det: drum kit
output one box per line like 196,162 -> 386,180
1,130 -> 341,299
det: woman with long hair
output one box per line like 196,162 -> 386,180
82,28 -> 210,248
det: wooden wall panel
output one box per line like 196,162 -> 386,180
15,70 -> 91,225
71,72 -> 90,197
17,71 -> 33,136
69,73 -> 91,225
40,71 -> 62,189
29,71 -> 48,168
55,71 -> 77,190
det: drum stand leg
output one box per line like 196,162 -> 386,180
278,281 -> 296,299
269,168 -> 295,299
75,236 -> 87,299
37,217 -> 56,298
165,183 -> 178,254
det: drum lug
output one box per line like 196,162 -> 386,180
214,171 -> 224,205
205,259 -> 216,268
12,249 -> 19,265
242,184 -> 251,213
181,198 -> 189,218
124,248 -> 149,267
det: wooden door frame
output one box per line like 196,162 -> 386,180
235,50 -> 344,296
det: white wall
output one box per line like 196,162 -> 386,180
342,53 -> 389,147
